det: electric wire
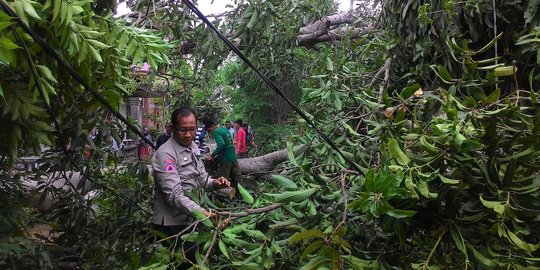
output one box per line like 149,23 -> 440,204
181,0 -> 365,175
0,0 -> 157,151
0,1 -> 152,215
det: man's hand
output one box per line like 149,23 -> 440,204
212,177 -> 230,189
201,209 -> 230,229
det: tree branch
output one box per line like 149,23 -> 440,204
298,25 -> 374,47
379,58 -> 392,101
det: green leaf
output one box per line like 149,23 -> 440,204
288,229 -> 325,245
0,21 -> 14,31
22,1 -> 40,20
267,187 -> 318,203
193,210 -> 214,228
388,139 -> 410,165
386,209 -> 416,218
237,183 -> 254,204
439,174 -> 460,185
326,57 -> 334,71
417,181 -> 437,198
0,37 -> 19,50
86,39 -> 110,49
88,45 -> 102,62
35,65 -> 57,83
300,240 -> 323,261
505,229 -> 538,252
401,82 -> 421,99
479,195 -> 505,215
485,88 -> 500,103
473,32 -> 503,54
246,9 -> 258,29
218,239 -> 230,259
287,140 -> 298,166
299,256 -> 327,270
451,227 -> 467,255
430,65 -> 453,84
502,159 -> 517,187
494,66 -> 517,77
419,136 -> 438,153
272,174 -> 297,189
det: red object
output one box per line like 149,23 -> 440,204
235,127 -> 246,155
140,145 -> 152,160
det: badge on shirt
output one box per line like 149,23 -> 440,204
163,159 -> 176,172
165,163 -> 175,172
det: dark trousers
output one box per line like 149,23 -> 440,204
217,161 -> 242,188
153,224 -> 198,269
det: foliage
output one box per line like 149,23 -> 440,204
250,124 -> 296,156
2,0 -> 540,269
0,0 -> 171,163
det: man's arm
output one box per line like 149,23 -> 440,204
153,151 -> 205,215
211,131 -> 226,158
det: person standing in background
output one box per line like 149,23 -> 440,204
234,119 -> 247,158
204,119 -> 240,194
139,128 -> 153,160
225,120 -> 235,140
156,123 -> 172,149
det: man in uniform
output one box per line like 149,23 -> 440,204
152,107 -> 230,268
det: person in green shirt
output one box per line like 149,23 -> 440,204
204,119 -> 242,192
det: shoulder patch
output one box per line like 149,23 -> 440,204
165,163 -> 175,172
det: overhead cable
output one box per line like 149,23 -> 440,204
181,0 -> 365,175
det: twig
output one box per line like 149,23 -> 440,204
202,219 -> 221,265
491,0 -> 500,91
217,203 -> 282,218
338,172 -> 348,226
422,229 -> 446,269
156,220 -> 201,244
379,58 -> 392,101
368,57 -> 391,90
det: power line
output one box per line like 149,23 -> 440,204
181,0 -> 365,175
0,0 -> 153,215
0,0 -> 157,151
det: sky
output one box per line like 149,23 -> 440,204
116,0 -> 350,17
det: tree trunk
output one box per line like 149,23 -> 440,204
238,145 -> 304,175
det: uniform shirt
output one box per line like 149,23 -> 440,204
152,138 -> 214,226
211,127 -> 237,163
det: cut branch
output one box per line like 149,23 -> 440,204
238,145 -> 305,175
379,58 -> 392,100
298,25 -> 374,47
299,13 -> 355,35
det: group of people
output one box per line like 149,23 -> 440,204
150,108 -> 256,268
224,119 -> 256,158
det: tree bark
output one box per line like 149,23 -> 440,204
297,25 -> 374,47
238,145 -> 304,175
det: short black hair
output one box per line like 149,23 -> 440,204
204,119 -> 217,130
234,119 -> 243,126
171,107 -> 197,128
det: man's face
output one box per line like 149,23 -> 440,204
173,113 -> 197,147
233,123 -> 239,129
226,122 -> 231,129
